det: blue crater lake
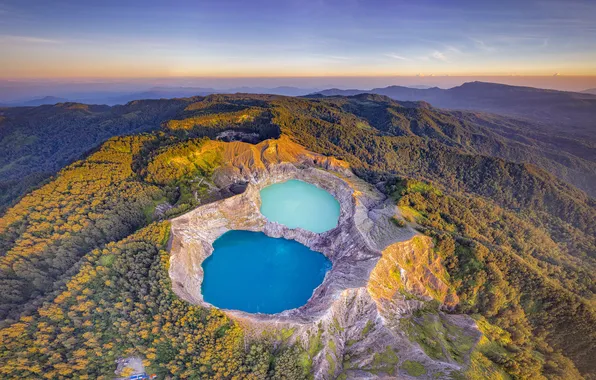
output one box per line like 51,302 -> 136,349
260,179 -> 340,233
201,230 -> 332,314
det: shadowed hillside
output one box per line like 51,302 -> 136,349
0,100 -> 190,210
3,91 -> 594,213
316,82 -> 596,137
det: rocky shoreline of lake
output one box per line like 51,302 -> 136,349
167,140 -> 479,379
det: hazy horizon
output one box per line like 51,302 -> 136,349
1,75 -> 596,103
1,0 -> 595,82
2,0 -> 596,101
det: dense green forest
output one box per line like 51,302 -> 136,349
0,100 -> 190,211
1,91 -> 594,211
0,94 -> 594,378
0,222 -> 309,379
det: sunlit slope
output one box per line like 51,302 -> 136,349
2,91 -> 595,211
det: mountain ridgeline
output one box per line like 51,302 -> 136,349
316,81 -> 596,136
0,99 -> 193,210
0,90 -> 594,378
2,85 -> 595,208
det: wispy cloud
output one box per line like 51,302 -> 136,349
416,48 -> 454,62
470,38 -> 496,52
311,54 -> 351,61
431,51 -> 447,61
385,53 -> 410,61
445,45 -> 461,54
0,35 -> 62,44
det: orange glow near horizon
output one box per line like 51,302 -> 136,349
1,1 -> 595,91
3,66 -> 596,80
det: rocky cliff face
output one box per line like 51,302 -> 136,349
168,138 -> 480,378
369,236 -> 459,311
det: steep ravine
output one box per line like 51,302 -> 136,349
167,139 -> 480,379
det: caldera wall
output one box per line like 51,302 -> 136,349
169,163 -> 383,323
166,137 -> 479,379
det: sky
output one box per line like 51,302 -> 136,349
0,0 -> 595,88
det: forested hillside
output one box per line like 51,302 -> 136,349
0,100 -> 190,211
0,94 -> 594,378
2,90 -> 594,212
316,81 -> 596,135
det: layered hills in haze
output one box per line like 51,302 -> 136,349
316,81 -> 596,135
0,85 -> 320,106
2,83 -> 595,211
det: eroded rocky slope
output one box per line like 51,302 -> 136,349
168,138 -> 480,378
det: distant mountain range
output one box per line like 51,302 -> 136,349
315,82 -> 596,134
3,82 -> 595,139
0,95 -> 70,107
0,86 -> 320,106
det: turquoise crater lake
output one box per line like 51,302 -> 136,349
201,230 -> 332,313
260,179 -> 340,233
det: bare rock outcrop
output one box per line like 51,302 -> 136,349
167,138 -> 479,379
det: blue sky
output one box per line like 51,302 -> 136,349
0,0 -> 595,78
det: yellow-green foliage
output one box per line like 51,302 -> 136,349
298,351 -> 312,376
466,351 -> 511,380
328,339 -> 337,355
145,139 -> 223,184
463,316 -> 515,380
401,360 -> 427,377
361,320 -> 374,336
474,316 -> 512,346
406,180 -> 443,196
280,328 -> 295,342
411,236 -> 425,251
389,267 -> 402,284
398,205 -> 423,223
401,311 -> 475,364
261,327 -> 297,345
326,352 -> 336,377
99,253 -> 115,267
331,317 -> 344,333
0,222 -> 308,379
0,136 -> 162,320
308,326 -> 324,358
370,346 -> 399,375
166,108 -> 264,130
